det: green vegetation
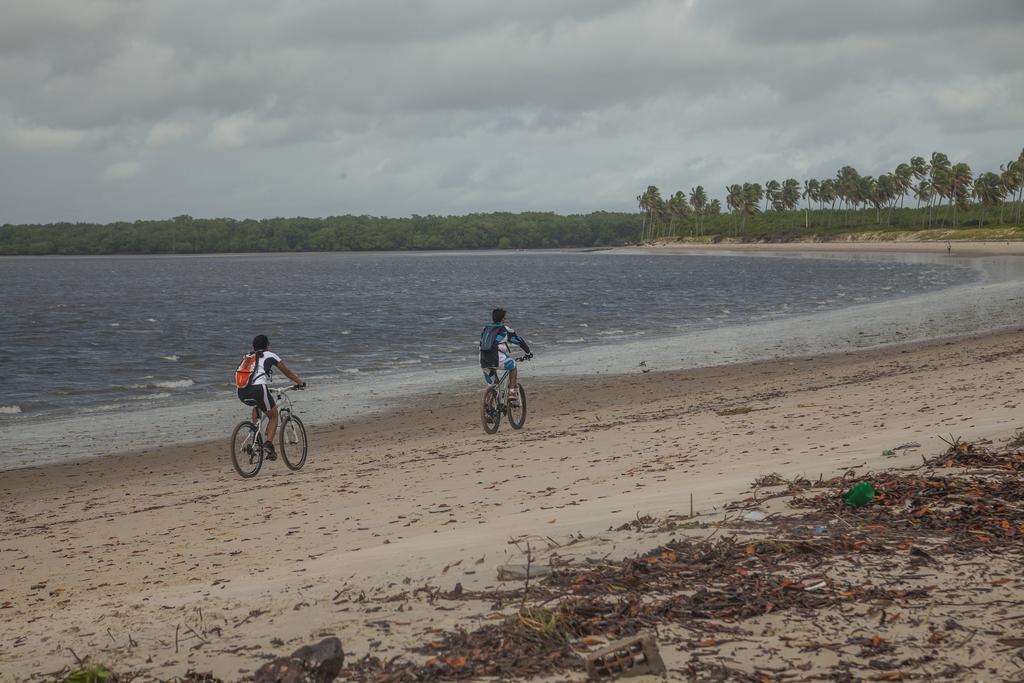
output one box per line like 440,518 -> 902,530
0,212 -> 640,255
638,148 -> 1024,242
3,149 -> 1023,255
63,665 -> 116,683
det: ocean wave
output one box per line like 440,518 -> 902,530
557,338 -> 586,344
0,405 -> 22,415
154,379 -> 194,389
342,368 -> 361,374
146,318 -> 158,322
110,323 -> 121,327
341,330 -> 351,335
597,329 -> 625,336
161,355 -> 179,361
130,379 -> 194,390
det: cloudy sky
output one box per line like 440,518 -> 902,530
1,0 -> 1022,224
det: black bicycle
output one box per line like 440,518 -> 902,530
230,385 -> 308,478
481,356 -> 530,434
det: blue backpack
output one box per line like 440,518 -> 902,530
480,323 -> 503,351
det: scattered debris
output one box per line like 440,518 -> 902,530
585,632 -> 665,679
842,481 -> 876,507
496,563 -> 551,581
253,637 -> 344,683
752,472 -> 788,488
55,440 -> 1024,682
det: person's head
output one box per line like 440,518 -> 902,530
491,307 -> 507,324
252,334 -> 270,352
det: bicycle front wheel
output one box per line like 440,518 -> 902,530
279,415 -> 308,471
230,421 -> 263,478
481,386 -> 501,434
508,384 -> 527,429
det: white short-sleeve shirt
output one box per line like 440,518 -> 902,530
251,351 -> 282,386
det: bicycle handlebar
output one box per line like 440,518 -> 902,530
271,383 -> 307,394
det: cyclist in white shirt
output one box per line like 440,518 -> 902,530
236,334 -> 305,459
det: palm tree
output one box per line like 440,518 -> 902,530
912,180 -> 933,228
689,186 -> 708,236
653,195 -> 670,240
872,174 -> 897,225
893,163 -> 913,210
638,186 -> 662,241
764,180 -> 781,213
948,162 -> 973,227
666,191 -> 690,238
726,184 -> 744,235
929,152 -> 951,227
781,179 -> 800,212
910,156 -> 929,184
707,199 -> 721,217
835,166 -> 862,225
972,172 -> 1005,227
802,179 -> 820,229
1014,149 -> 1024,225
741,183 -> 762,232
818,179 -> 837,229
999,162 -> 1021,224
636,191 -> 648,241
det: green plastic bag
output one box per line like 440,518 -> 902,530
842,482 -> 875,508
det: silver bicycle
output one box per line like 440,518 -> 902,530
481,356 -> 530,434
230,385 -> 308,478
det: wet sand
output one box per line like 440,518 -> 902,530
4,323 -> 1024,679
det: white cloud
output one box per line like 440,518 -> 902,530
5,122 -> 102,149
207,111 -> 292,148
102,160 -> 142,180
144,121 -> 191,147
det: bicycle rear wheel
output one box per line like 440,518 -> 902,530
279,415 -> 308,471
481,386 -> 501,434
230,421 -> 263,478
508,384 -> 527,429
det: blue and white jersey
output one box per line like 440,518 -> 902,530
480,323 -> 531,368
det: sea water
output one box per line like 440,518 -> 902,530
1,248 -> 1019,469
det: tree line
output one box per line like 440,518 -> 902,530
0,212 -> 641,255
637,148 -> 1024,240
4,148 -> 1023,256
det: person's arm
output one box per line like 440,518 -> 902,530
508,329 -> 531,355
276,361 -> 305,387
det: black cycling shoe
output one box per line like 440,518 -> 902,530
263,442 -> 278,461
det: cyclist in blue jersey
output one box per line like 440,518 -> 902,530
480,308 -> 532,404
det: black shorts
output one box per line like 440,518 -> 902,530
237,384 -> 276,412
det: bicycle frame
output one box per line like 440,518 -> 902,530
487,357 -> 526,410
249,386 -> 296,440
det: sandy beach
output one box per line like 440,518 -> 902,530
5,304 -> 1024,679
642,238 -> 1024,257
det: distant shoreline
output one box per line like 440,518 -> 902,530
5,239 -> 1024,258
629,238 -> 1024,257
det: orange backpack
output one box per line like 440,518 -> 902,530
234,352 -> 260,388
